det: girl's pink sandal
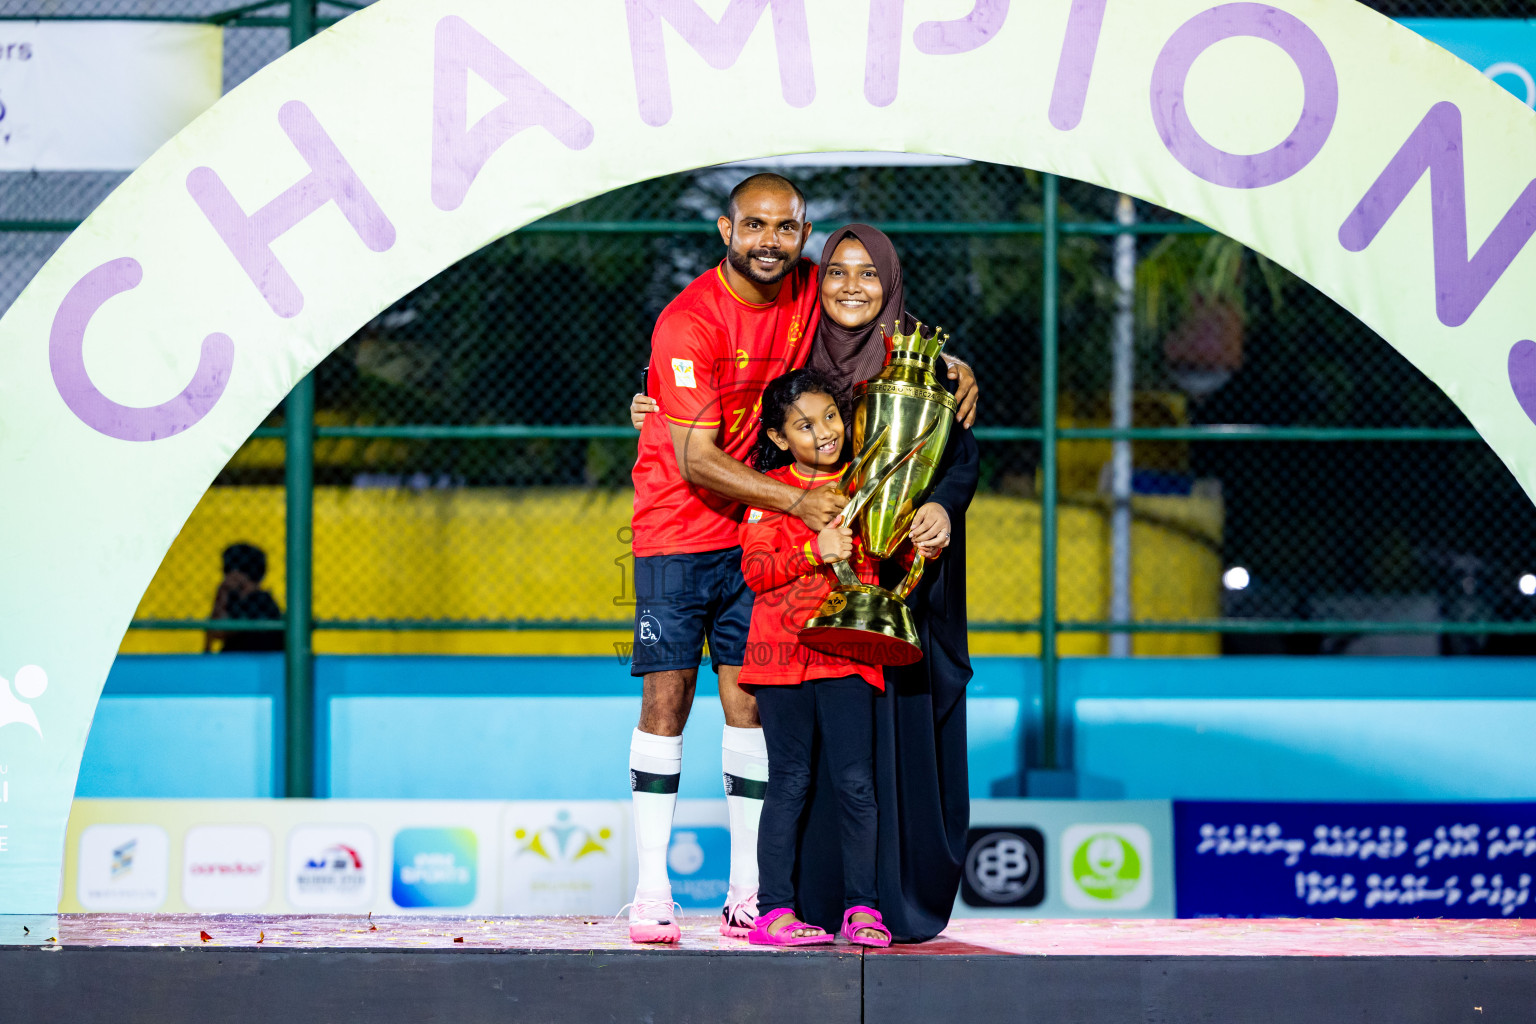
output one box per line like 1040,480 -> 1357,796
840,906 -> 892,947
748,908 -> 834,946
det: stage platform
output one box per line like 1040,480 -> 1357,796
4,915 -> 1536,1023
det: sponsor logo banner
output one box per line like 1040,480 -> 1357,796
288,825 -> 375,910
501,802 -> 624,915
1061,823 -> 1154,911
64,797 -> 1176,917
76,823 -> 169,911
668,824 -> 730,911
182,824 -> 272,911
962,828 -> 1045,909
955,800 -> 1175,919
1175,801 -> 1536,918
614,799 -> 728,913
393,826 -> 478,908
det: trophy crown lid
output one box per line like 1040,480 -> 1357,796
884,320 -> 950,361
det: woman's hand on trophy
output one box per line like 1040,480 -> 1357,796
944,356 -> 979,429
817,514 -> 854,563
630,393 -> 659,429
909,502 -> 952,558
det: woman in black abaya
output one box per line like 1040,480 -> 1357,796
792,225 -> 978,943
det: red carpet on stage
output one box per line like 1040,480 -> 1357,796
46,912 -> 1536,957
6,914 -> 1535,1023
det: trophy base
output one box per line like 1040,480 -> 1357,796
799,583 -> 923,666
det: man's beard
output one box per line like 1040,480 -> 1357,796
727,245 -> 795,285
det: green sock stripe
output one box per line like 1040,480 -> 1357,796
630,768 -> 680,795
724,772 -> 767,801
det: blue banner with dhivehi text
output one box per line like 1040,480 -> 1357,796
1175,801 -> 1536,918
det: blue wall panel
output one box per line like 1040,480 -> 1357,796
317,657 -> 1032,800
77,654 -> 281,798
1061,658 -> 1536,801
83,655 -> 1536,802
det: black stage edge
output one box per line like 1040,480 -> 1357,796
3,946 -> 863,1024
7,946 -> 1536,1023
865,954 -> 1536,1024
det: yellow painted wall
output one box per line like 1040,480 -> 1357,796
121,487 -> 1221,656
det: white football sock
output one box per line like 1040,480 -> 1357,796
630,728 -> 683,894
722,725 -> 769,895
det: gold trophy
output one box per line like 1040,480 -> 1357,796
799,323 -> 957,666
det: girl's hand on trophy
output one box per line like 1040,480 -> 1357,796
818,515 -> 854,563
794,484 -> 849,532
630,393 -> 659,429
944,356 -> 979,428
909,502 -> 952,551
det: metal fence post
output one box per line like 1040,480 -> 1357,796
1109,194 -> 1136,657
1039,174 -> 1061,773
283,0 -> 317,799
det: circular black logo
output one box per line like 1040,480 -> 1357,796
962,828 -> 1044,907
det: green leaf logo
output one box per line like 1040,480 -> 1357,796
1070,832 -> 1142,901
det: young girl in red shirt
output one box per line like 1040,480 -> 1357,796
738,367 -> 937,947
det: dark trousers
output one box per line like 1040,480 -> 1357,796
756,675 -> 877,915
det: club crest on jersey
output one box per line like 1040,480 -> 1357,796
746,508 -> 763,523
672,358 -> 696,388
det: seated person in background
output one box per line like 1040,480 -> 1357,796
204,543 -> 284,653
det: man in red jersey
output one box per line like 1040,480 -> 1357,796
625,173 -> 846,944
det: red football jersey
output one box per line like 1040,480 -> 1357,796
736,464 -> 886,691
632,260 -> 818,556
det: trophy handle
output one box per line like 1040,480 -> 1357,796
894,553 -> 926,601
841,416 -> 945,528
830,560 -> 862,588
838,423 -> 889,502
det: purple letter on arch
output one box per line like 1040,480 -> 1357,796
1049,0 -> 1107,132
1510,340 -> 1536,428
866,0 -> 1009,108
186,101 -> 395,319
1150,3 -> 1337,189
432,16 -> 595,212
626,0 -> 813,128
50,258 -> 234,442
1339,101 -> 1536,329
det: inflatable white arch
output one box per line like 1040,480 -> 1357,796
1,0 -> 1534,923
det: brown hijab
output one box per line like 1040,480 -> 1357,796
808,223 -> 916,401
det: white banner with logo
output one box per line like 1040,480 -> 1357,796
955,800 -> 1177,919
65,799 -> 505,915
63,798 -> 1175,918
0,21 -> 222,171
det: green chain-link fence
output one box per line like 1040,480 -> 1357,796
5,2 -> 1536,783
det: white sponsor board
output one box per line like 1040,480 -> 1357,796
955,800 -> 1175,919
76,823 -> 169,911
63,798 -> 1178,919
63,799 -> 505,914
0,21 -> 221,170
182,823 -> 273,910
287,824 -> 376,910
501,801 -> 627,915
1060,822 -> 1156,911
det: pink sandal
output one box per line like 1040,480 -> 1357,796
840,906 -> 892,947
747,908 -> 834,946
